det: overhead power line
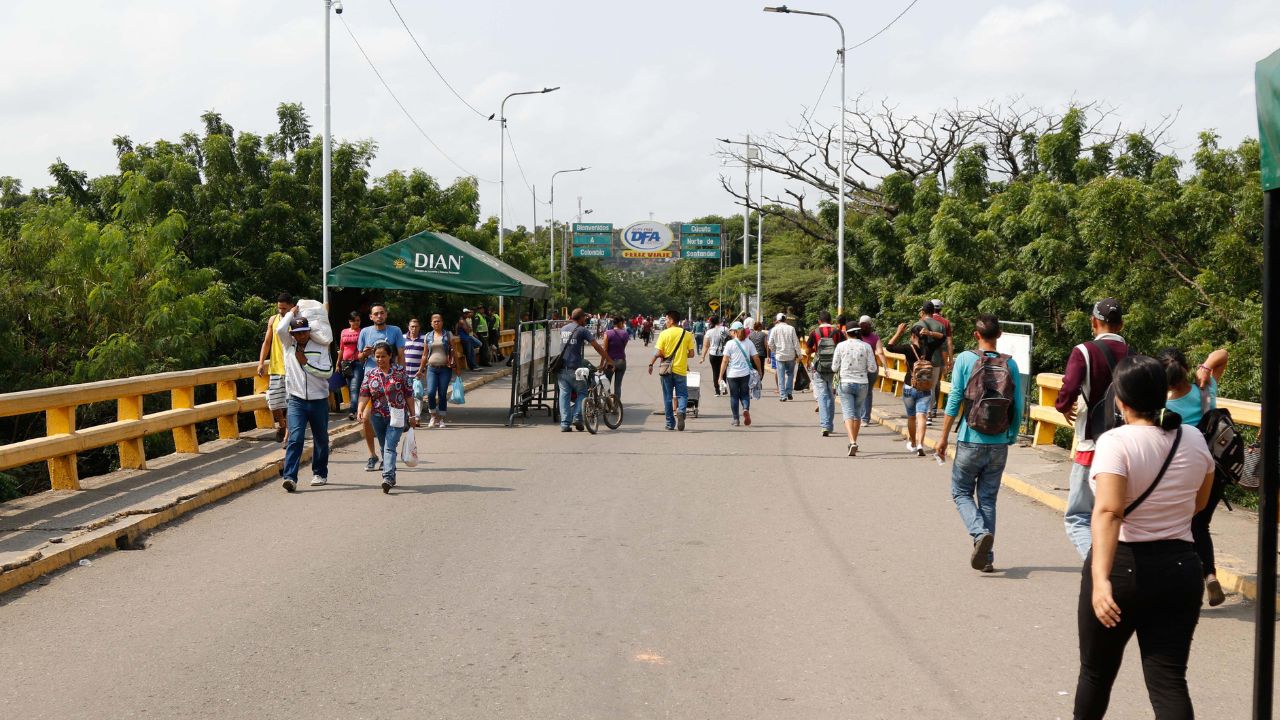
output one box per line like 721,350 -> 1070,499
338,16 -> 496,183
385,0 -> 494,120
504,126 -> 546,204
846,0 -> 919,51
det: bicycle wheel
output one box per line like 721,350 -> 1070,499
583,396 -> 600,434
603,393 -> 624,429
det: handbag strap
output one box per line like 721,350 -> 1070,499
1125,427 -> 1183,516
662,329 -> 687,360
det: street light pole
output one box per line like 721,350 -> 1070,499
497,86 -> 559,325
498,86 -> 560,259
322,0 -> 339,306
550,166 -> 589,299
764,5 -> 846,315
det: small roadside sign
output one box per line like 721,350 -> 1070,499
682,236 -> 720,248
709,300 -> 720,311
681,248 -> 721,259
572,235 -> 612,246
572,247 -> 612,258
573,223 -> 613,234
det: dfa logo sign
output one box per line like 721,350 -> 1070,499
620,221 -> 674,253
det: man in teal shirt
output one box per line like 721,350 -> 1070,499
935,314 -> 1023,573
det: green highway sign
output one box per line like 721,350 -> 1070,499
681,248 -> 721,259
573,234 -> 613,245
681,224 -> 721,235
573,247 -> 612,258
681,236 -> 720,248
573,223 -> 613,233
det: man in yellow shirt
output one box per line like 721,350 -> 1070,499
648,310 -> 696,431
256,292 -> 296,442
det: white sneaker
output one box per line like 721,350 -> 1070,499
436,419 -> 446,429
426,416 -> 437,428
905,442 -> 917,453
309,475 -> 327,486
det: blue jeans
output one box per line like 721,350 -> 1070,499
838,382 -> 869,422
346,363 -> 365,415
695,334 -> 705,354
951,442 -> 1008,563
777,359 -> 797,397
459,331 -> 479,369
660,373 -> 688,428
283,396 -> 330,481
726,374 -> 750,421
813,372 -> 835,430
1065,461 -> 1095,558
369,414 -> 404,482
426,366 -> 452,416
903,386 -> 931,416
558,367 -> 586,428
862,372 -> 877,422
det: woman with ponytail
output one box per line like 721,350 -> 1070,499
1159,347 -> 1231,607
1073,355 -> 1215,720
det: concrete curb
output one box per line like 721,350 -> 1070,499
0,367 -> 511,596
868,405 -> 1264,605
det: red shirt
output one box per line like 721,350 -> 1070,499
339,327 -> 360,361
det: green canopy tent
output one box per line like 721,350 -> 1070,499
326,231 -> 549,300
326,230 -> 554,427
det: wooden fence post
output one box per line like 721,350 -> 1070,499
171,387 -> 199,453
45,405 -> 80,490
116,395 -> 147,469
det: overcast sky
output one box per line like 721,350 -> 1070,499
3,0 -> 1277,230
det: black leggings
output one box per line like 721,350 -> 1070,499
1074,541 -> 1202,720
709,355 -> 724,394
1190,477 -> 1226,577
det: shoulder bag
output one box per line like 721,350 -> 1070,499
657,329 -> 688,375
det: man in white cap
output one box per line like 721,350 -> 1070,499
276,309 -> 334,492
767,312 -> 800,400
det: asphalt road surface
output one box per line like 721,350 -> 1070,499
0,341 -> 1266,718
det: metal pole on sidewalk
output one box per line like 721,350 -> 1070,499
1253,47 -> 1280,720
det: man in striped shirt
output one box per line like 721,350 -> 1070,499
404,318 -> 426,417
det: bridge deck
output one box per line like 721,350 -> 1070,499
0,343 -> 1269,717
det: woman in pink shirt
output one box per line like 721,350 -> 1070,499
339,311 -> 362,420
1074,355 -> 1214,720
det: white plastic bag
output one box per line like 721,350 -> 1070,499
400,427 -> 419,467
296,299 -> 333,344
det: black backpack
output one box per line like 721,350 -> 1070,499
1084,340 -> 1125,440
962,351 -> 1017,436
1197,390 -> 1246,486
814,327 -> 838,375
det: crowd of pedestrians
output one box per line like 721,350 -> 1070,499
257,296 -> 514,495
263,288 -> 1239,718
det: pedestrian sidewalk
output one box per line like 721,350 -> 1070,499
861,386 -> 1268,604
0,364 -> 512,594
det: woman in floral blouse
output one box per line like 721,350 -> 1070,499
358,341 -> 418,493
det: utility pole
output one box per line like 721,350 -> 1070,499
756,162 -> 764,319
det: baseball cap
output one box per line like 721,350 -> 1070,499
1092,298 -> 1123,324
730,321 -> 744,331
930,299 -> 943,310
288,317 -> 311,333
461,307 -> 471,313
858,315 -> 872,324
775,313 -> 785,321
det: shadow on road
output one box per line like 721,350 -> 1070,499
390,484 -> 514,495
988,565 -> 1081,580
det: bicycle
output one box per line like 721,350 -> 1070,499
580,365 -> 624,433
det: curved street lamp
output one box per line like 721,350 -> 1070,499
763,5 -> 846,315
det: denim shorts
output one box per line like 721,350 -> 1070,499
839,382 -> 868,421
903,386 -> 930,416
